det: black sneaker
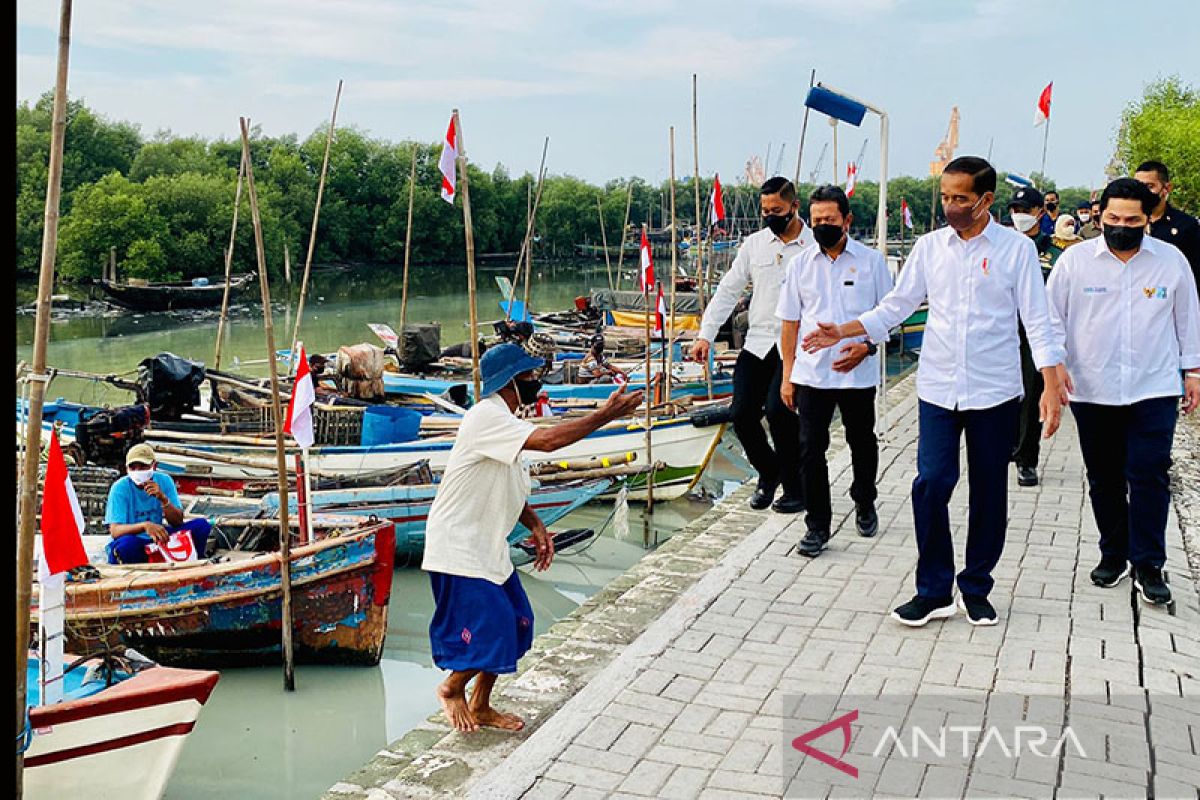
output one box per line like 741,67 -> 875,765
748,482 -> 777,511
771,493 -> 805,514
891,595 -> 955,627
1133,565 -> 1171,606
796,529 -> 830,558
1089,557 -> 1129,588
958,594 -> 999,626
1016,465 -> 1039,487
855,503 -> 879,537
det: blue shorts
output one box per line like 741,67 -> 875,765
428,570 -> 534,674
106,518 -> 212,564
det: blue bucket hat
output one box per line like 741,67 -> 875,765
479,343 -> 545,398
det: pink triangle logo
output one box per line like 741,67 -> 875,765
791,709 -> 859,778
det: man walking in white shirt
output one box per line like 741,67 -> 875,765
1047,177 -> 1200,606
691,177 -> 813,513
778,185 -> 893,557
803,156 -> 1066,627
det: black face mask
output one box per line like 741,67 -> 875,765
1103,223 -> 1145,252
1045,201 -> 1058,213
763,210 -> 794,236
515,377 -> 543,405
813,224 -> 845,250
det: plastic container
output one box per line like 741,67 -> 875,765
360,406 -> 421,446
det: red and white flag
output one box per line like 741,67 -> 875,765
1034,82 -> 1053,127
438,114 -> 457,204
39,432 -> 88,578
708,174 -> 726,226
901,198 -> 913,230
846,162 -> 859,197
639,226 -> 655,292
285,343 -> 315,449
654,282 -> 666,338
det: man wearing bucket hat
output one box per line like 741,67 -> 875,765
422,343 -> 643,733
104,443 -> 211,564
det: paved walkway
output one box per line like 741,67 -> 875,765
462,386 -> 1200,799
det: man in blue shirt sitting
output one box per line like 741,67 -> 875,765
104,443 -> 210,564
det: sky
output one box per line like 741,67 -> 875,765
15,0 -> 1200,191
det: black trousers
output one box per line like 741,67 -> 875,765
1013,324 -> 1044,469
796,385 -> 878,532
1071,397 -> 1177,569
730,347 -> 802,496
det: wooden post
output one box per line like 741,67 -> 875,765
454,110 -> 482,401
239,116 -> 295,691
614,182 -> 633,291
283,242 -> 291,285
399,146 -> 417,331
214,148 -> 246,370
17,2 -> 71,792
289,79 -> 343,374
668,127 -> 678,404
597,195 -> 613,291
691,75 -> 705,307
108,246 -> 116,283
642,229 -> 655,514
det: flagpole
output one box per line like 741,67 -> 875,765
454,109 -> 482,401
614,182 -> 633,292
794,68 -> 816,186
17,2 -> 72,790
289,79 -> 343,374
691,74 -> 705,307
399,146 -> 417,331
597,195 -> 613,291
240,116 -> 296,692
214,146 -> 246,370
642,230 -> 655,514
668,126 -> 678,405
1039,114 -> 1050,179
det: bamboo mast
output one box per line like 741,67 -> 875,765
614,182 -> 633,291
214,147 -> 246,370
399,146 -> 418,331
239,117 -> 296,691
691,75 -> 705,305
17,2 -> 72,791
597,195 -> 613,290
642,223 -> 655,514
506,138 -> 548,320
288,79 -> 343,372
794,68 -> 816,186
668,127 -> 678,404
523,169 -> 542,313
454,110 -> 482,401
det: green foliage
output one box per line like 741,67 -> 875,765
1117,75 -> 1200,214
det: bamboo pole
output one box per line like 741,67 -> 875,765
288,79 -> 343,373
614,182 -> 633,291
506,139 -> 548,320
642,225 -> 655,514
668,127 -> 678,404
691,75 -> 705,307
283,243 -> 291,285
597,195 -> 613,291
523,166 -> 543,314
794,68 -> 816,186
17,2 -> 71,791
399,146 -> 418,331
454,110 -> 482,401
214,147 -> 247,370
108,246 -> 116,282
239,116 -> 296,691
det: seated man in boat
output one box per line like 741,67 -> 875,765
422,343 -> 643,733
104,443 -> 211,564
577,333 -> 628,384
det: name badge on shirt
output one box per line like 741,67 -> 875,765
843,280 -> 855,286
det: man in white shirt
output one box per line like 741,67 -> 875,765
803,156 -> 1066,627
778,185 -> 893,557
690,177 -> 813,513
423,344 -> 643,733
1047,177 -> 1200,607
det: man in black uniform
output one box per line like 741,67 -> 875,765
1135,160 -> 1200,296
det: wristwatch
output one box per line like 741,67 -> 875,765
864,342 -> 878,356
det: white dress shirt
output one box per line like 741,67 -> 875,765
1047,235 -> 1200,406
777,237 -> 894,389
698,224 -> 813,359
859,219 -> 1065,411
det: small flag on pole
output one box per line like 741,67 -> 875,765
708,174 -> 726,226
1034,82 -> 1053,127
846,161 -> 860,198
40,432 -> 88,577
654,282 -> 666,339
438,114 -> 457,204
284,343 -> 315,449
639,227 -> 655,292
901,198 -> 913,230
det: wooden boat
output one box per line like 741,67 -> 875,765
32,516 -> 395,667
23,652 -> 219,800
892,306 -> 926,353
97,273 -> 255,311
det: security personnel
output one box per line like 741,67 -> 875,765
1134,160 -> 1200,295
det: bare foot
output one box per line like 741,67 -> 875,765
436,682 -> 479,732
470,705 -> 525,731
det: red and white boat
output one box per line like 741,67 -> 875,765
23,653 -> 219,800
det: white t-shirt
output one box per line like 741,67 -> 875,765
421,395 -> 536,584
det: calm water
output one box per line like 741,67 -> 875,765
17,260 -> 755,799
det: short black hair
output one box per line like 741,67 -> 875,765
1044,190 -> 1060,198
809,184 -> 850,217
760,176 -> 796,203
1135,160 -> 1170,183
942,156 -> 997,196
1099,177 -> 1157,215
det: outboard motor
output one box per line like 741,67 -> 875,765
74,404 -> 151,467
137,352 -> 206,421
